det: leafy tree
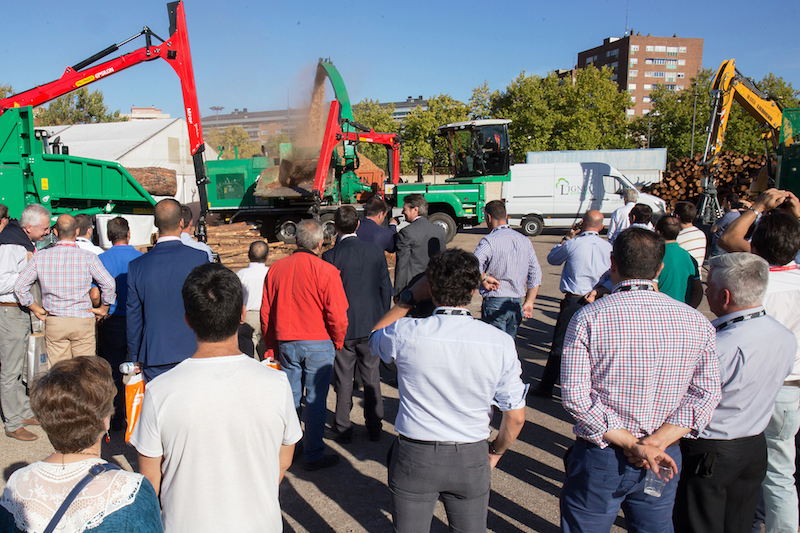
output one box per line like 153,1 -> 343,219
469,82 -> 493,120
206,125 -> 263,159
352,99 -> 398,169
0,84 -> 12,99
37,88 -> 126,125
401,95 -> 469,174
262,132 -> 289,160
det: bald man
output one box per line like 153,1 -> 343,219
533,210 -> 612,399
15,214 -> 116,363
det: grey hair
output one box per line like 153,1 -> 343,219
296,219 -> 323,250
20,204 -> 52,228
708,252 -> 769,308
623,188 -> 639,203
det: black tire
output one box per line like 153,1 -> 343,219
275,217 -> 298,244
320,213 -> 337,243
429,212 -> 457,243
521,216 -> 543,237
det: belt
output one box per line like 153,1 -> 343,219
565,293 -> 585,299
399,434 -> 481,446
0,302 -> 19,307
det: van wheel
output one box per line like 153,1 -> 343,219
429,212 -> 457,242
521,217 -> 543,237
275,217 -> 298,244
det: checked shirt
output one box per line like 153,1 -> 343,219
561,278 -> 720,448
14,241 -> 115,318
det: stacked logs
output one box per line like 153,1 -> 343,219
205,222 -> 294,272
643,152 -> 767,205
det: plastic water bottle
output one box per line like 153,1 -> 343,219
119,362 -> 142,374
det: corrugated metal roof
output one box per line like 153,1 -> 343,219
526,149 -> 667,170
37,119 -> 179,161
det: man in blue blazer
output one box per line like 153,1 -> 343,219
127,199 -> 209,382
356,196 -> 397,253
323,206 -> 392,442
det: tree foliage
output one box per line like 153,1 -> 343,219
0,84 -> 12,99
352,99 -> 397,169
400,94 -> 469,173
37,88 -> 126,126
206,125 -> 263,160
262,132 -> 289,160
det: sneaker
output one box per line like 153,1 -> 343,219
304,454 -> 340,471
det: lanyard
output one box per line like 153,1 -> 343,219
770,264 -> 798,272
715,310 -> 766,331
434,308 -> 472,316
614,284 -> 653,293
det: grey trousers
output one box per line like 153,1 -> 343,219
0,305 -> 34,432
333,338 -> 383,433
388,436 -> 491,533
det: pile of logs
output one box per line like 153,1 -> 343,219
205,222 -> 294,272
643,152 -> 767,206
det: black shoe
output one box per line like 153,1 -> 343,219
325,427 -> 353,444
530,385 -> 553,399
304,454 -> 340,471
367,425 -> 382,442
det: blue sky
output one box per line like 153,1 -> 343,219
2,0 -> 798,123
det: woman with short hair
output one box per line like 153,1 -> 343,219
0,357 -> 162,532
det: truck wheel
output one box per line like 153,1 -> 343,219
429,212 -> 457,243
521,217 -> 543,237
275,217 -> 298,244
320,213 -> 337,243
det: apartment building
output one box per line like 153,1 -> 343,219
578,31 -> 703,117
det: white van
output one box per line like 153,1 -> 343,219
503,162 -> 667,236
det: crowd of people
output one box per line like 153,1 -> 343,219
0,187 -> 799,532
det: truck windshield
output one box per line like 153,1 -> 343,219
446,125 -> 508,178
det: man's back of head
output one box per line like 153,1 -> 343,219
54,214 -> 78,241
655,215 -> 682,241
248,241 -> 269,263
612,227 -> 665,280
629,204 -> 653,225
724,193 -> 740,210
296,219 -> 324,252
403,194 -> 428,217
484,200 -> 507,227
751,212 -> 800,266
334,206 -> 359,235
623,188 -> 639,205
674,201 -> 697,226
154,199 -> 183,235
707,253 -> 769,313
74,213 -> 93,238
364,196 -> 389,220
179,205 -> 194,233
582,210 -> 604,232
183,263 -> 243,344
426,249 -> 481,307
106,217 -> 130,245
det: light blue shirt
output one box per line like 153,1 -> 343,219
369,307 -> 528,442
474,225 -> 542,298
180,232 -> 214,262
703,307 -> 797,440
547,232 -> 612,295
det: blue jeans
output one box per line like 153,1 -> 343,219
278,340 -> 335,463
763,385 -> 800,533
561,439 -> 682,533
480,297 -> 523,338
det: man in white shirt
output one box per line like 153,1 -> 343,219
674,201 -> 707,267
179,205 -> 214,262
607,188 -> 638,244
74,213 -> 105,254
237,241 -> 269,360
132,263 -> 302,533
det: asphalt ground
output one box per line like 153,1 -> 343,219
0,226 -> 715,532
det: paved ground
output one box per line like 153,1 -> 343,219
0,226 -> 714,532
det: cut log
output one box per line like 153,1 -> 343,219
126,167 -> 178,196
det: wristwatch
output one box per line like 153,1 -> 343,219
399,288 -> 417,307
488,440 -> 502,456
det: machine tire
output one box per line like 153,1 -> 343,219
320,213 -> 337,243
275,217 -> 298,244
429,212 -> 457,243
521,216 -> 543,237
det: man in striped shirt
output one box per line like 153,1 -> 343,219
675,201 -> 707,267
560,227 -> 721,533
473,200 -> 541,339
15,214 -> 116,364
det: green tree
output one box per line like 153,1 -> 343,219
401,95 -> 469,174
37,88 -> 127,125
206,125 -> 263,159
0,84 -> 13,99
352,99 -> 398,169
469,82 -> 494,120
262,132 -> 289,160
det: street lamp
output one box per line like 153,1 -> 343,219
414,157 -> 426,183
690,88 -> 699,157
209,106 -> 224,127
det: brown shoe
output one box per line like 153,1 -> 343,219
5,428 -> 38,441
22,418 -> 39,426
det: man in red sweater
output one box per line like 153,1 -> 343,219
261,219 -> 348,471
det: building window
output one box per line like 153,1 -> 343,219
630,58 -> 638,66
678,85 -> 685,90
646,45 -> 654,52
627,109 -> 636,116
654,58 -> 666,65
678,59 -> 686,66
643,96 -> 651,103
644,84 -> 652,90
645,58 -> 653,65
644,71 -> 653,78
260,130 -> 270,136
628,83 -> 637,90
677,73 -> 685,78
665,84 -> 677,91
630,96 -> 636,103
679,46 -> 687,53
585,54 -> 597,66
643,109 -> 651,115
606,49 -> 619,58
653,72 -> 665,78
629,70 -> 638,78
631,44 -> 639,52
611,73 -> 618,81
655,45 -> 666,52
666,74 -> 676,82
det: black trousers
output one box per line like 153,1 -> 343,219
333,338 -> 383,434
674,433 -> 767,533
539,294 -> 585,391
97,316 -> 127,431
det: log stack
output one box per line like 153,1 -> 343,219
205,222 -> 294,272
643,152 -> 767,207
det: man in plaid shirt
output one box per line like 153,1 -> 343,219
15,214 -> 115,364
560,227 -> 721,533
